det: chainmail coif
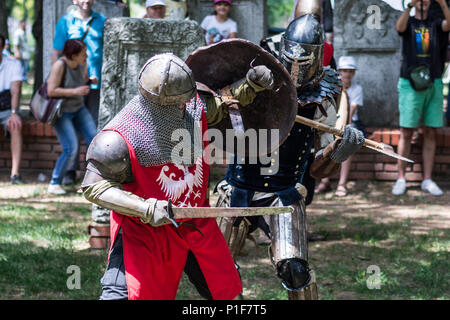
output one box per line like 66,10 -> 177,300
104,94 -> 204,167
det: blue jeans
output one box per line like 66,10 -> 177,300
50,107 -> 97,185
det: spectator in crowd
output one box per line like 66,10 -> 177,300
201,0 -> 237,45
315,56 -> 365,196
13,20 -> 31,83
52,0 -> 106,184
143,0 -> 167,19
393,0 -> 450,196
2,39 -> 11,57
46,39 -> 97,195
0,34 -> 24,184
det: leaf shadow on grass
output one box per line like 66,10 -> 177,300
0,241 -> 107,299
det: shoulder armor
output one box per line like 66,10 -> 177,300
298,67 -> 342,107
260,33 -> 284,57
85,130 -> 133,184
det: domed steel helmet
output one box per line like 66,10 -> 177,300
280,14 -> 324,88
138,53 -> 197,106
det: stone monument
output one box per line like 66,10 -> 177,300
42,0 -> 126,81
333,0 -> 402,128
187,0 -> 267,45
98,18 -> 205,129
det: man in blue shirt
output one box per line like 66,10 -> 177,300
52,0 -> 106,184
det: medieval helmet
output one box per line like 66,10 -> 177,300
138,53 -> 197,106
280,0 -> 324,87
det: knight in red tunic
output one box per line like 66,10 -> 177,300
81,53 -> 274,300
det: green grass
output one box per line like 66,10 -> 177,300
21,81 -> 34,101
0,202 -> 106,299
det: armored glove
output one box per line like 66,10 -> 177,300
330,125 -> 365,163
246,65 -> 274,91
141,198 -> 173,227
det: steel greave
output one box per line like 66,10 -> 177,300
270,199 -> 308,263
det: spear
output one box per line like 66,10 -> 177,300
295,115 -> 414,163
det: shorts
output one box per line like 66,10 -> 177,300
0,109 -> 12,136
397,77 -> 444,128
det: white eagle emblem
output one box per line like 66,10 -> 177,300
156,157 -> 204,207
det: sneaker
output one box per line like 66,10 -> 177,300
10,174 -> 24,185
48,184 -> 67,195
421,179 -> 443,196
392,178 -> 406,195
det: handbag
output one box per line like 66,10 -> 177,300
407,64 -> 433,91
30,60 -> 67,125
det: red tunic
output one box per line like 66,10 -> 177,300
323,41 -> 333,67
105,97 -> 242,300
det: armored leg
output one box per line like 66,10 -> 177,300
269,199 -> 318,300
215,180 -> 250,259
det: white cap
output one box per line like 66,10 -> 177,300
146,0 -> 166,7
337,56 -> 358,70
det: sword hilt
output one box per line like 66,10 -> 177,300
167,199 -> 179,228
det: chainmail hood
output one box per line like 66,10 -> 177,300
104,94 -> 204,167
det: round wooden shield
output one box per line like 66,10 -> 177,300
186,39 -> 297,157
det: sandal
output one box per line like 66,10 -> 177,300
315,181 -> 331,194
335,184 -> 347,197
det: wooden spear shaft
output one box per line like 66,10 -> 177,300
295,115 -> 414,163
295,115 -> 384,150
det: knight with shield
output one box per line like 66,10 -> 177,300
203,0 -> 366,300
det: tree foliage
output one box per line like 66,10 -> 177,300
0,0 -> 35,39
267,0 -> 295,28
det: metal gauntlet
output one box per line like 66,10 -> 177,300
330,125 -> 365,163
83,181 -> 171,227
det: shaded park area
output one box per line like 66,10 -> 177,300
0,171 -> 448,300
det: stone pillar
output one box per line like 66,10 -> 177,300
187,0 -> 267,45
98,18 -> 205,129
333,0 -> 402,128
42,0 -> 126,81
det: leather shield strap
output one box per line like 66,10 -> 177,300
219,85 -> 245,133
196,81 -> 219,97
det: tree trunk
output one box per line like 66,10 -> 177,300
32,0 -> 43,92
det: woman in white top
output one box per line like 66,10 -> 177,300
200,0 -> 237,45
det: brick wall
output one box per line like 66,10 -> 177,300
340,127 -> 450,181
1,117 -> 449,182
0,119 -> 87,175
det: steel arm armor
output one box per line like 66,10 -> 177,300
81,131 -> 152,221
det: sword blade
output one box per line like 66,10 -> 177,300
171,206 -> 294,219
